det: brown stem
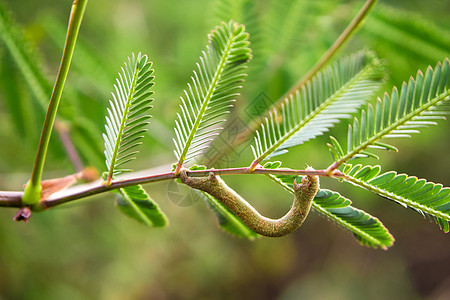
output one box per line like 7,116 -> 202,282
41,171 -> 175,209
0,167 -> 342,210
0,192 -> 23,207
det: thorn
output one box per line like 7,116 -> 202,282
13,207 -> 32,223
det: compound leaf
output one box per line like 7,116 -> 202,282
329,58 -> 450,166
342,164 -> 450,232
173,21 -> 252,171
103,53 -> 154,183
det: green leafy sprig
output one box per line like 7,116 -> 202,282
172,20 -> 252,174
328,58 -> 450,170
342,164 -> 450,232
102,53 -> 167,227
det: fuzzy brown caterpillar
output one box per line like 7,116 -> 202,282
180,168 -> 319,237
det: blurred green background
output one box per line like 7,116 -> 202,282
0,0 -> 449,299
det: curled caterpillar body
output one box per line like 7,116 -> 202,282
180,168 -> 319,237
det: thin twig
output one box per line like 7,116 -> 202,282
0,192 -> 22,207
26,0 -> 88,196
0,167 -> 344,209
55,122 -> 84,172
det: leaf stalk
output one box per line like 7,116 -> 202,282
24,0 -> 88,204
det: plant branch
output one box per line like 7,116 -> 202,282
0,192 -> 22,207
0,167 -> 343,210
55,122 -> 84,172
24,0 -> 88,204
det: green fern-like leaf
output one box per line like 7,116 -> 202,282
251,50 -> 385,164
103,53 -> 154,183
329,58 -> 450,166
0,51 -> 39,140
0,2 -> 51,108
213,0 -> 257,30
264,0 -> 310,57
314,189 -> 394,249
116,185 -> 167,227
172,20 -> 252,170
342,164 -> 450,232
198,190 -> 260,240
102,54 -> 167,227
364,4 -> 450,62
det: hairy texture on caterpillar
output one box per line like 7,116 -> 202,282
180,168 -> 319,237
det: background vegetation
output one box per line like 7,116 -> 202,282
0,0 -> 449,299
